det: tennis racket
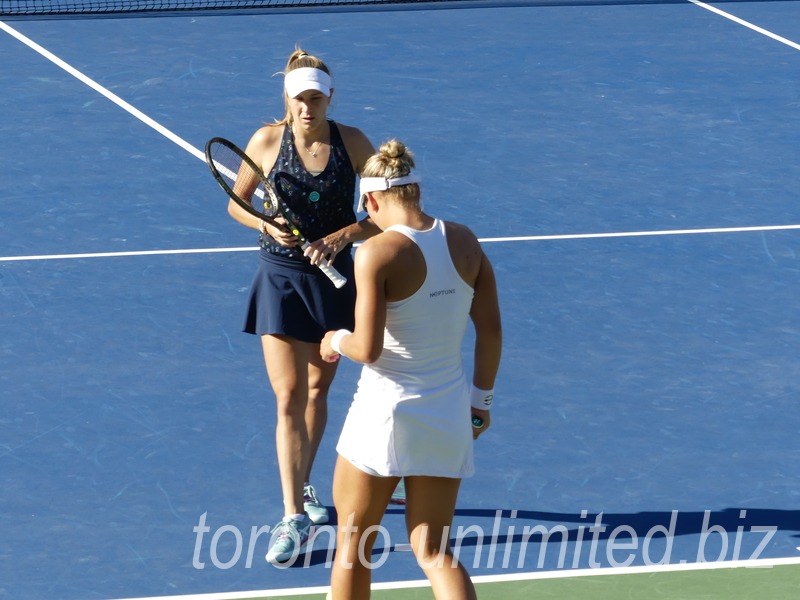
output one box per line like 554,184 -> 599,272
205,137 -> 347,289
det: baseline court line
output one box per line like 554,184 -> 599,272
108,556 -> 800,600
689,0 -> 800,51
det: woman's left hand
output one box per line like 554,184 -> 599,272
304,231 -> 346,266
320,330 -> 341,363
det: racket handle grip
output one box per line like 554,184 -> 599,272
299,241 -> 348,288
319,262 -> 347,289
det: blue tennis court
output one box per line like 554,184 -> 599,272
2,1 -> 800,599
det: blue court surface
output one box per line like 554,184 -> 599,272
2,1 -> 800,599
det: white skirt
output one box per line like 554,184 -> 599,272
336,367 -> 475,479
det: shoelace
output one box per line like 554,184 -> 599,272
271,520 -> 307,542
304,486 -> 319,504
271,521 -> 288,538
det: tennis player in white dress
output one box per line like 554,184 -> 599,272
321,140 -> 502,600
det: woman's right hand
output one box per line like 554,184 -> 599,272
320,330 -> 341,363
262,215 -> 299,247
471,408 -> 490,439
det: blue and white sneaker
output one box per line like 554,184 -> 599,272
303,483 -> 330,525
390,480 -> 406,506
265,515 -> 313,564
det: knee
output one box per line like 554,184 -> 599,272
273,389 -> 307,420
307,387 -> 330,413
409,527 -> 451,561
412,543 -> 456,572
413,542 -> 446,563
308,379 -> 332,403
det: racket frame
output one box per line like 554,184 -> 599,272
205,137 -> 347,288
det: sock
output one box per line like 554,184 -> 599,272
284,513 -> 305,523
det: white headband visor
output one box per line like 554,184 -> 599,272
357,173 -> 422,212
284,67 -> 331,98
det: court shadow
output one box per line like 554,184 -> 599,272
446,507 -> 800,547
293,506 -> 800,567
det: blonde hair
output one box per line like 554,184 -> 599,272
274,48 -> 332,127
362,140 -> 420,207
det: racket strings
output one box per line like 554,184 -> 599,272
209,143 -> 275,216
273,173 -> 307,231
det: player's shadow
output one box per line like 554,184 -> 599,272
293,507 -> 800,567
443,507 -> 800,548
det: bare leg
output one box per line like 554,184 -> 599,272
405,476 -> 477,600
261,334 -> 311,516
331,455 -> 400,600
304,344 -> 338,482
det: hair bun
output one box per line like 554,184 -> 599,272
363,139 -> 416,180
380,139 -> 406,160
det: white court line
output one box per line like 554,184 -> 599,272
0,20 -> 205,162
2,223 -> 800,261
2,1 -> 798,172
108,555 -> 800,600
481,223 -> 800,243
0,247 -> 257,262
3,223 -> 800,262
2,19 -> 800,265
689,0 -> 800,51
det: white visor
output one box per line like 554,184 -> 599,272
357,173 -> 422,213
284,67 -> 332,98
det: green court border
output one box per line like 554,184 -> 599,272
242,563 -> 800,600
115,558 -> 800,600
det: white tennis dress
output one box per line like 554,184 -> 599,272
336,219 -> 476,478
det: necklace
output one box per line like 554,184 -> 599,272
293,126 -> 327,159
302,140 -> 320,158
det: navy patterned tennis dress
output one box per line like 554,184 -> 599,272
242,121 -> 357,343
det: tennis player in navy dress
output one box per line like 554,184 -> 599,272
226,48 -> 377,564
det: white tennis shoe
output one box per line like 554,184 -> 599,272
303,483 -> 330,525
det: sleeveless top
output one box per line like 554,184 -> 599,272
336,219 -> 477,478
260,120 -> 357,260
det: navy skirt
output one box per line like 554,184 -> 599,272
242,249 -> 356,344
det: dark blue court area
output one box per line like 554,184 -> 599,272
2,1 -> 800,599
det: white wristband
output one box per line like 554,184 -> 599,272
470,385 -> 494,410
331,329 -> 352,355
